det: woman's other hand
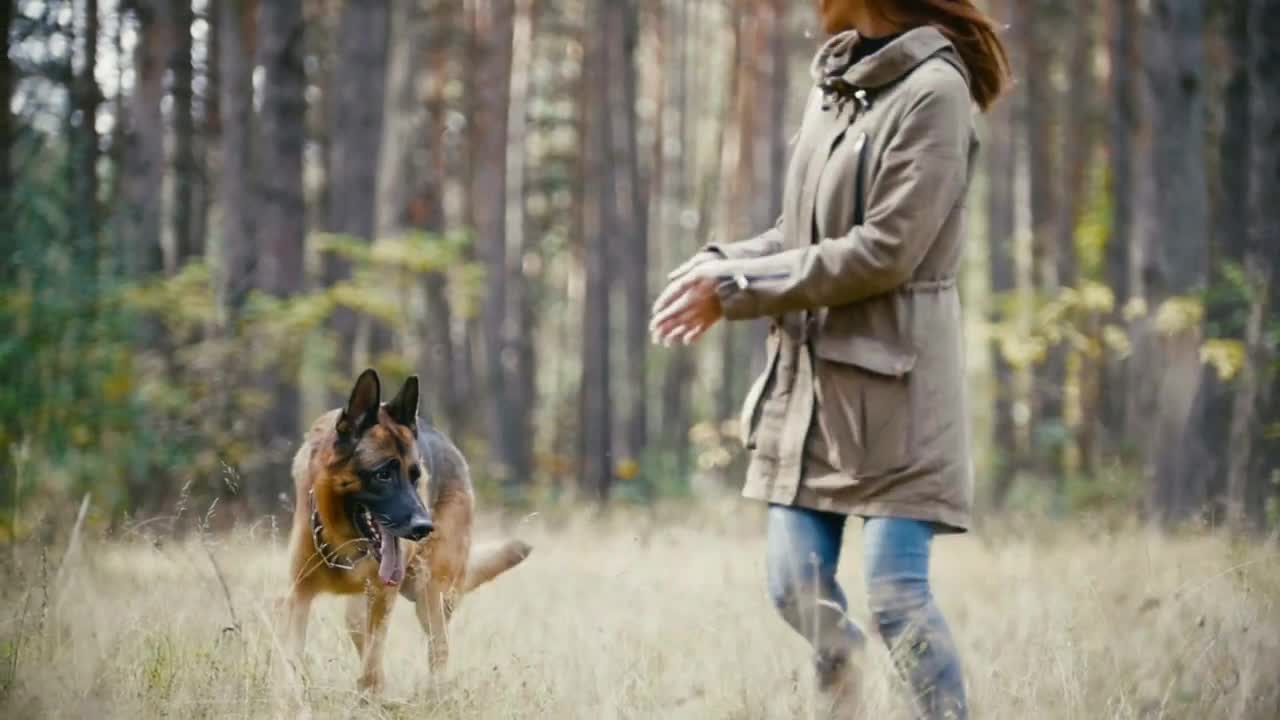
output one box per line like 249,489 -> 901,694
650,260 -> 728,346
665,250 -> 721,281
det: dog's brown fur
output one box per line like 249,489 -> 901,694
281,370 -> 531,693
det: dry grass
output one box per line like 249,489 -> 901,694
2,501 -> 1279,719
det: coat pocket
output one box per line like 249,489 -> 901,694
812,333 -> 917,477
739,331 -> 781,450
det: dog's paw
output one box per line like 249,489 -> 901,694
507,539 -> 533,560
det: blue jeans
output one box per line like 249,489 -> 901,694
766,504 -> 967,719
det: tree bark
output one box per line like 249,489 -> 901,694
254,0 -> 307,508
578,0 -> 614,501
985,0 -> 1018,508
1179,0 -> 1251,526
423,0 -> 464,434
216,0 -> 256,317
1143,0 -> 1210,526
657,0 -> 696,480
375,0 -> 431,249
1055,0 -> 1096,478
503,0 -> 537,496
1100,0 -> 1137,456
326,0 -> 389,380
168,0 -> 197,267
615,0 -> 649,475
0,0 -> 11,229
72,0 -> 102,277
1055,0 -> 1090,292
750,0 -> 789,372
121,1 -> 176,279
1233,0 -> 1280,531
375,0 -> 432,408
196,0 -> 219,265
1018,0 -> 1066,483
465,0 -> 519,487
256,0 -> 306,298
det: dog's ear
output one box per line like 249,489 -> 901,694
337,368 -> 381,438
385,375 -> 419,429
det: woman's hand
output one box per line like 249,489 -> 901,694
649,260 -> 728,346
665,250 -> 721,281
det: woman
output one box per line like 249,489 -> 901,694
650,1 -> 1008,718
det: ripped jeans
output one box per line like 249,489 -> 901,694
766,504 -> 967,719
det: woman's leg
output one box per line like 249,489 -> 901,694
765,504 -> 866,677
863,516 -> 967,720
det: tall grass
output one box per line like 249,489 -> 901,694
1,501 -> 1278,719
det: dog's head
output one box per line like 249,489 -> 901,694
330,368 -> 433,544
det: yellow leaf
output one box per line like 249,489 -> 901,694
1079,281 -> 1115,314
1199,339 -> 1246,382
1122,297 -> 1148,322
1102,325 -> 1132,356
1153,297 -> 1204,336
615,458 -> 640,481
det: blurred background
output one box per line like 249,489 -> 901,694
1,0 -> 1276,534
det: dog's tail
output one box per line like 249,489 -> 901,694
463,539 -> 532,593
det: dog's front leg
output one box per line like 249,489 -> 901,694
414,581 -> 450,674
344,595 -> 367,657
283,590 -> 314,675
357,588 -> 393,693
275,588 -> 315,714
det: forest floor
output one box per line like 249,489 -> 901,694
2,501 -> 1279,719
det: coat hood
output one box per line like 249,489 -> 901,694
810,26 -> 969,91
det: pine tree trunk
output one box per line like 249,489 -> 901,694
168,0 -> 197,266
985,0 -> 1018,508
422,0 -> 463,434
503,0 -> 537,496
1055,0 -> 1090,292
1019,0 -> 1065,484
216,0 -> 256,317
1143,0 -> 1210,526
616,0 -> 649,474
749,0 -> 789,372
658,0 -> 696,480
1181,0 -> 1251,526
715,6 -> 744,426
1101,0 -> 1137,458
578,0 -> 613,501
326,0 -> 389,380
212,0 -> 256,513
376,0 -> 437,417
122,1 -> 175,279
1056,0 -> 1095,478
254,0 -> 306,508
1225,286 -> 1264,530
0,0 -> 11,232
465,0 -> 518,488
1234,0 -> 1280,532
72,0 -> 102,278
196,0 -> 219,264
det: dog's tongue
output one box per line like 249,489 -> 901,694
378,526 -> 404,586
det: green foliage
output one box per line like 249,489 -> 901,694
1075,155 -> 1112,280
986,281 -> 1125,371
987,283 -> 1251,383
0,202 -> 482,531
1063,465 -> 1145,518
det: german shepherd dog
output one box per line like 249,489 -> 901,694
281,368 -> 531,693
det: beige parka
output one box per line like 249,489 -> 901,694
706,26 -> 979,532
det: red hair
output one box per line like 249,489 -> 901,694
869,0 -> 1011,110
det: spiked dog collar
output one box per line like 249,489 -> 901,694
309,488 -> 380,571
